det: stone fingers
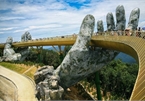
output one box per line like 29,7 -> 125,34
79,14 -> 95,37
73,14 -> 95,49
127,8 -> 140,30
54,15 -> 95,75
115,5 -> 126,31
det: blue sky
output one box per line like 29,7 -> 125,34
0,0 -> 145,43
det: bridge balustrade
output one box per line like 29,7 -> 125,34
95,31 -> 145,37
0,31 -> 144,48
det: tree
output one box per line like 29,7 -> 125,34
63,46 -> 72,56
0,49 -> 3,56
99,59 -> 138,99
25,48 -> 61,68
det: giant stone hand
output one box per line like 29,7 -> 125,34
17,31 -> 32,61
21,31 -> 32,42
54,3 -> 140,92
3,37 -> 21,61
34,5 -> 140,100
34,14 -> 117,100
54,15 -> 116,89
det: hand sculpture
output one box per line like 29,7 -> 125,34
21,31 -> 32,42
3,37 -> 21,61
16,31 -> 32,61
2,31 -> 32,62
54,14 -> 117,89
35,14 -> 117,100
34,5 -> 140,100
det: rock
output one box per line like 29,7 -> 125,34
6,37 -> 13,44
106,12 -> 115,31
21,31 -> 32,42
67,88 -> 71,91
97,20 -> 104,33
3,37 -> 21,61
49,86 -> 64,100
127,8 -> 140,30
116,5 -> 126,31
34,66 -> 54,84
34,66 -> 64,100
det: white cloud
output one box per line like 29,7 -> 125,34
0,0 -> 145,43
12,4 -> 45,14
138,21 -> 145,28
14,24 -> 62,33
64,0 -> 89,3
0,16 -> 25,21
0,32 -> 4,34
0,27 -> 17,31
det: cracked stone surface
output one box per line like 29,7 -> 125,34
127,8 -> 140,30
34,66 -> 64,101
97,20 -> 104,33
3,37 -> 21,61
16,31 -> 32,61
21,31 -> 32,42
54,15 -> 117,89
1,31 -> 32,62
106,12 -> 115,31
115,5 -> 126,31
34,15 -> 117,100
35,5 -> 140,100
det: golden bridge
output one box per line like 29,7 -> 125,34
0,31 -> 145,100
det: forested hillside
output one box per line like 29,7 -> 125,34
22,47 -> 61,68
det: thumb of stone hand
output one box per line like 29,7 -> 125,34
54,14 -> 96,88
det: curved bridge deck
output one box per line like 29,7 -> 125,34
91,35 -> 145,100
0,31 -> 145,100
